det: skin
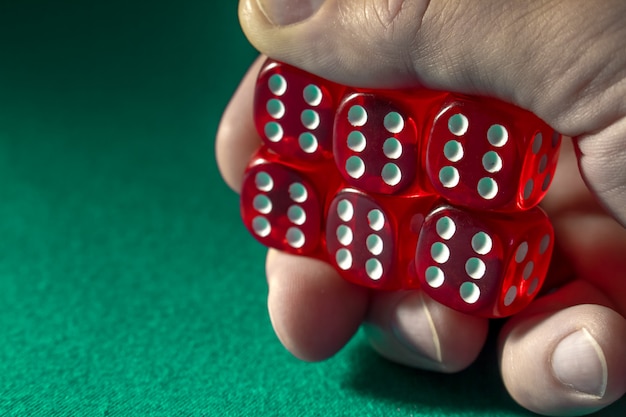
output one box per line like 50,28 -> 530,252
216,1 -> 626,415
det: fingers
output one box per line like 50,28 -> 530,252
499,282 -> 626,416
240,0 -> 432,87
548,191 -> 626,315
364,290 -> 488,373
541,138 -> 604,218
215,56 -> 265,193
265,249 -> 369,361
576,121 -> 626,227
266,249 -> 490,371
498,151 -> 626,415
239,0 -> 626,225
500,165 -> 626,416
239,0 -> 625,113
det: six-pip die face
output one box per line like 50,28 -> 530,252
333,93 -> 422,195
254,60 -> 341,163
240,58 -> 562,318
325,189 -> 438,291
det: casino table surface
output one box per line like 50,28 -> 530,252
0,2 -> 624,416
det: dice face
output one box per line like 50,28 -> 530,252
415,206 -> 504,315
325,189 -> 437,290
414,205 -> 554,317
496,229 -> 553,316
333,93 -> 421,195
240,157 -> 324,256
254,60 -> 340,162
519,130 -> 562,209
425,100 -> 560,211
326,189 -> 396,288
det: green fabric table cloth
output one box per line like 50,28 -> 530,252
0,1 -> 624,416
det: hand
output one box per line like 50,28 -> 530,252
216,1 -> 626,415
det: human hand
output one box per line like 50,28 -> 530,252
216,1 -> 626,415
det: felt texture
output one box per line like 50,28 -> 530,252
0,1 -> 624,416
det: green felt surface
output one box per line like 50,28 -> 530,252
0,2 -> 624,416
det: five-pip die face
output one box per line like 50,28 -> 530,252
414,205 -> 554,317
239,58 -> 562,318
425,100 -> 561,211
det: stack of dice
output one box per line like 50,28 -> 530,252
240,59 -> 561,318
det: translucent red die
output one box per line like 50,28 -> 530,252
425,99 -> 561,211
333,93 -> 421,195
239,58 -> 562,318
414,205 -> 554,317
240,148 -> 333,258
254,60 -> 341,163
325,189 -> 437,290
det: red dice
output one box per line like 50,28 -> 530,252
333,93 -> 421,195
425,99 -> 561,211
325,189 -> 437,290
414,205 -> 553,317
240,148 -> 340,259
239,58 -> 562,318
254,60 -> 341,163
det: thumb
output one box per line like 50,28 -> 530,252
239,0 -> 626,225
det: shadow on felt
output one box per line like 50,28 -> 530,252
343,325 -> 626,416
342,325 -> 533,415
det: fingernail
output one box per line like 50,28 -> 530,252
551,328 -> 608,398
391,293 -> 442,363
257,0 -> 325,26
